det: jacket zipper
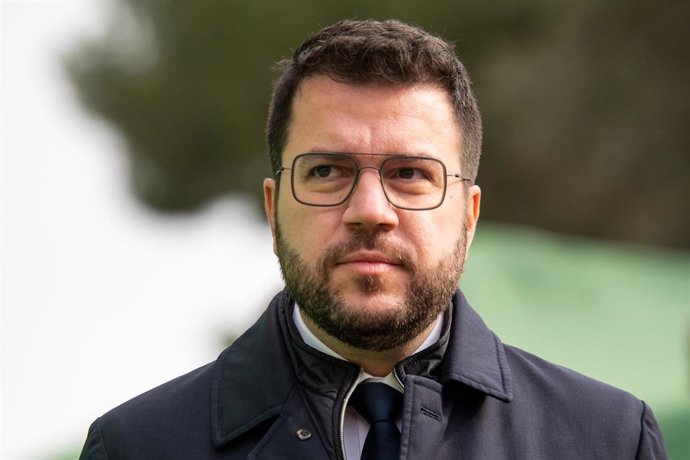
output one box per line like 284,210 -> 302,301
339,369 -> 363,460
393,367 -> 404,389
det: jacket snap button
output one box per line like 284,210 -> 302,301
296,428 -> 312,440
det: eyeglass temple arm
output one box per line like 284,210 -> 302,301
275,167 -> 291,179
449,173 -> 472,182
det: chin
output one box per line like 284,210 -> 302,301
338,292 -> 406,318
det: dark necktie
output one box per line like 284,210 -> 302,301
349,382 -> 403,460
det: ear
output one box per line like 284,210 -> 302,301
263,178 -> 278,255
464,185 -> 481,252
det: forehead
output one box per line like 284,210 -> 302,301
283,76 -> 463,167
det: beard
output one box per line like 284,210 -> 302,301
275,223 -> 468,352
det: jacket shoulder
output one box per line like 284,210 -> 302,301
106,361 -> 216,423
80,295 -> 294,459
505,344 -> 640,412
81,362 -> 218,459
503,344 -> 667,458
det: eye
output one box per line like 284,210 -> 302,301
311,165 -> 335,178
387,163 -> 434,182
307,164 -> 346,179
393,167 -> 427,180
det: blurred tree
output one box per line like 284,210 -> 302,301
478,0 -> 690,248
65,0 -> 689,248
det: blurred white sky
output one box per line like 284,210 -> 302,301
1,1 -> 283,458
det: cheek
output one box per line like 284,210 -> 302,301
409,212 -> 463,259
278,204 -> 342,257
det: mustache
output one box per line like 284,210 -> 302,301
320,231 -> 416,272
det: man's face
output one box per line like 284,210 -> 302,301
264,76 -> 480,351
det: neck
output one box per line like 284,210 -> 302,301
300,313 -> 439,377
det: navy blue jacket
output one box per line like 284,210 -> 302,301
80,291 -> 667,459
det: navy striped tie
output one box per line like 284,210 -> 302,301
350,382 -> 403,460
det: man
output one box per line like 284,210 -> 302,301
80,19 -> 667,459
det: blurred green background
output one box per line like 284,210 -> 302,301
61,0 -> 688,457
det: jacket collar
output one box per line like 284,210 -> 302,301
439,291 -> 513,402
210,292 -> 297,447
210,290 -> 513,448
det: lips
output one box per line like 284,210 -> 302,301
320,235 -> 414,275
337,251 -> 401,266
333,251 -> 406,278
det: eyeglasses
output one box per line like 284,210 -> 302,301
276,152 -> 470,211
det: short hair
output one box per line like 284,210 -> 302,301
266,19 -> 482,182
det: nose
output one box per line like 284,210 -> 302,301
341,168 -> 399,231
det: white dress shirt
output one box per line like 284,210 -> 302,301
293,305 -> 444,460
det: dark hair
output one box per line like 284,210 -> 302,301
266,19 -> 482,182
